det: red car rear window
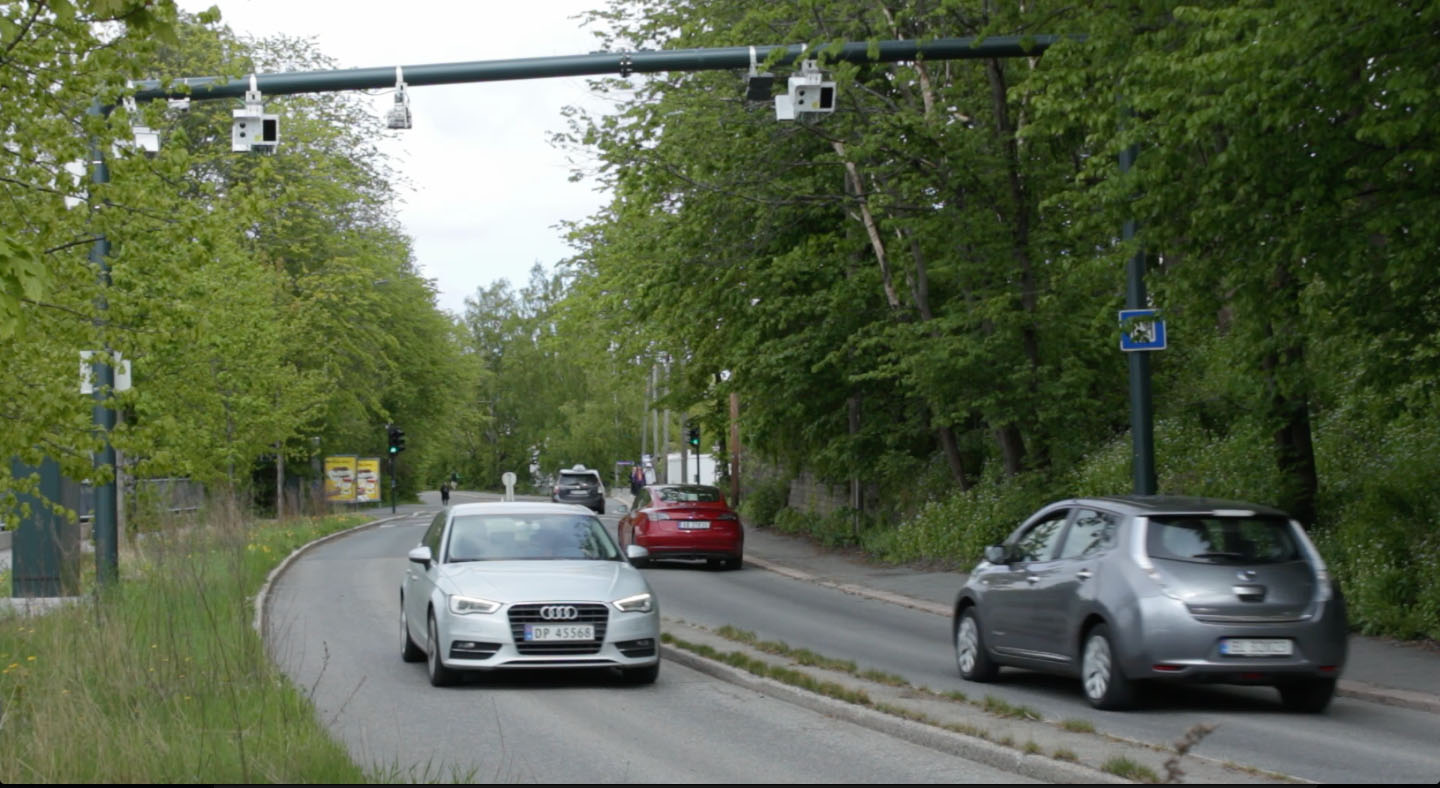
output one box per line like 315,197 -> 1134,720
658,486 -> 723,503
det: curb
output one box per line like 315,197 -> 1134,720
1336,679 -> 1440,715
250,511 -> 417,635
743,553 -> 1440,717
660,642 -> 1126,784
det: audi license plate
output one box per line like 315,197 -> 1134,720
678,521 -> 710,530
1219,638 -> 1293,657
525,624 -> 594,642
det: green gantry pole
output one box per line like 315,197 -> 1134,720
86,100 -> 120,586
1119,144 -> 1157,495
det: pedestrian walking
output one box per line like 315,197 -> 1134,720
630,464 -> 645,497
440,481 -> 450,506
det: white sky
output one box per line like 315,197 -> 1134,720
175,0 -> 620,316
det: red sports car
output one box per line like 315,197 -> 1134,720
619,484 -> 743,570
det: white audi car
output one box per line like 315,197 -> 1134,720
400,501 -> 660,686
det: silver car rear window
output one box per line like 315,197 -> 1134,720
1147,515 -> 1302,565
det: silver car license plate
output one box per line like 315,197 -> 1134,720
525,624 -> 594,641
678,521 -> 710,530
1219,638 -> 1293,657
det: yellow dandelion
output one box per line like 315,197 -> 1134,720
26,655 -> 36,661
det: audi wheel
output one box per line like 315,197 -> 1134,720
427,613 -> 459,687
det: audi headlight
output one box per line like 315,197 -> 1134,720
449,595 -> 501,615
612,592 -> 654,613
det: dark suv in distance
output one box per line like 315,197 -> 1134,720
953,496 -> 1347,712
551,466 -> 606,514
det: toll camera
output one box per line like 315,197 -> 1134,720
775,59 -> 836,121
232,75 -> 279,153
232,109 -> 278,153
386,67 -> 413,130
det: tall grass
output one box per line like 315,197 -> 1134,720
0,507 -> 371,783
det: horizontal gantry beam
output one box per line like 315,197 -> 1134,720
132,35 -> 1062,102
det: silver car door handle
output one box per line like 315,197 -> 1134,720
1076,569 -> 1092,581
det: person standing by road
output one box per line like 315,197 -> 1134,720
630,464 -> 645,497
440,481 -> 451,506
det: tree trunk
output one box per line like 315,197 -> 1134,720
986,57 -> 1043,474
835,141 -> 902,311
1264,261 -> 1318,526
937,423 -> 973,491
994,424 -> 1027,477
276,442 -> 284,520
849,394 -> 862,540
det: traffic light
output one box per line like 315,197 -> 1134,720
687,423 -> 700,449
387,425 -> 406,455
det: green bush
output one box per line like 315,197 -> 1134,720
739,475 -> 790,527
1311,412 -> 1440,640
864,472 -> 1057,567
773,506 -> 861,548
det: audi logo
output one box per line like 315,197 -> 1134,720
539,605 -> 579,621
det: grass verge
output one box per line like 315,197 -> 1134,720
1102,755 -> 1160,783
0,511 -> 371,783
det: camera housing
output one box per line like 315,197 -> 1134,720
774,60 -> 836,121
232,76 -> 279,153
232,109 -> 278,153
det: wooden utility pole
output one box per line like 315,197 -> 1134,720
729,392 -> 741,505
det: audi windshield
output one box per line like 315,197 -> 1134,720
446,514 -> 621,562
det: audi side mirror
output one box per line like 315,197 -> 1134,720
626,544 -> 650,562
408,545 -> 433,568
984,545 -> 1009,565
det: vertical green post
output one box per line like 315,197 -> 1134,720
87,100 -> 119,585
9,459 -> 82,597
1120,144 -> 1157,495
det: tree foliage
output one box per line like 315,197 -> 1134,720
552,0 -> 1440,637
1,5 -> 464,517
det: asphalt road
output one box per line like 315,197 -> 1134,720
622,532 -> 1440,784
264,507 -> 1037,783
265,495 -> 1440,783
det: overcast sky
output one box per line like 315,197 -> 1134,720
175,0 -> 619,317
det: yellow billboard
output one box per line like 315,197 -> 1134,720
355,457 -> 381,504
324,455 -> 357,503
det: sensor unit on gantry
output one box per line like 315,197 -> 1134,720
232,74 -> 279,153
775,59 -> 836,121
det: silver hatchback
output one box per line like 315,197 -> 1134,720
952,496 -> 1347,711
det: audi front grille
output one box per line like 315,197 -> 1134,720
508,602 -> 610,655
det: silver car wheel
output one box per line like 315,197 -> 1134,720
1083,633 -> 1112,701
956,616 -> 980,674
400,602 -> 424,662
426,614 -> 457,686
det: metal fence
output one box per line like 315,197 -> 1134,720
73,477 -> 207,522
